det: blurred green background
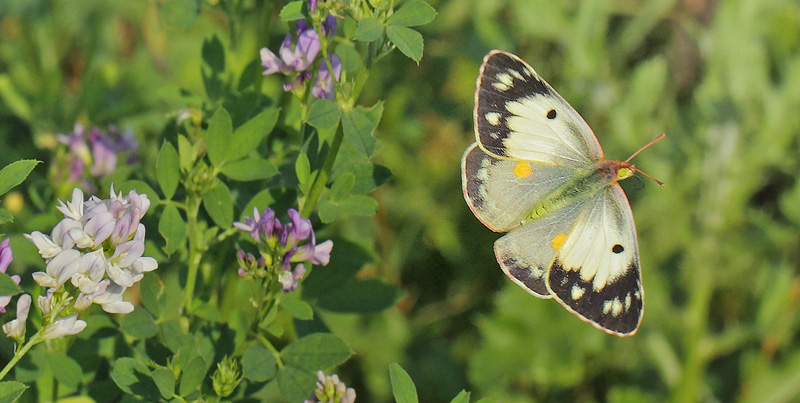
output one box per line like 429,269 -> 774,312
3,0 -> 800,402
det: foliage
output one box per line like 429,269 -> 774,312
0,0 -> 798,402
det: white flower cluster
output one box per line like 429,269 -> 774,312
14,187 -> 158,339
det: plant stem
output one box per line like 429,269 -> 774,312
299,122 -> 343,218
0,331 -> 43,381
183,196 -> 203,314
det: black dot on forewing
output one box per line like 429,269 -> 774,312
612,244 -> 624,254
547,109 -> 557,119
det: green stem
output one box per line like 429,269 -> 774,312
299,122 -> 344,218
257,333 -> 284,368
0,331 -> 43,381
183,196 -> 203,314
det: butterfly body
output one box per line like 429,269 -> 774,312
462,50 -> 655,336
524,159 -> 634,223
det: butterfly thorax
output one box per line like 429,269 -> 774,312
524,159 -> 633,223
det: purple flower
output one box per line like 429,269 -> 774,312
279,264 -> 307,292
309,0 -> 318,13
57,124 -> 139,186
322,16 -> 337,37
234,207 -> 333,291
89,127 -> 118,176
261,29 -> 320,76
0,238 -> 13,274
312,54 -> 342,100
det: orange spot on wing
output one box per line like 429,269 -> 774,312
513,161 -> 532,178
552,233 -> 567,249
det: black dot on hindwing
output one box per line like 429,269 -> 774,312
612,244 -> 624,254
546,109 -> 557,119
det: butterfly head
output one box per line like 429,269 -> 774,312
617,165 -> 635,181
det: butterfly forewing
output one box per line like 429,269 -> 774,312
474,51 -> 604,166
462,143 -> 575,232
546,185 -> 643,336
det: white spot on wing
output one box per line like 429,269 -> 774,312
603,300 -> 613,314
570,284 -> 585,300
624,293 -> 632,310
485,112 -> 501,126
492,82 -> 510,91
497,72 -> 513,87
611,298 -> 623,317
509,69 -> 523,81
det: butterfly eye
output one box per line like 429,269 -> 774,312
546,109 -> 557,119
612,244 -> 624,254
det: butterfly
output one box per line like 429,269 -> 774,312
461,50 -> 663,336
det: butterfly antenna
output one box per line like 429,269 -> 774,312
625,133 -> 665,163
626,133 -> 666,187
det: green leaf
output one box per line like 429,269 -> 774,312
0,273 -> 21,297
280,1 -> 305,21
227,108 -> 278,161
0,208 -> 12,225
202,35 -> 225,73
140,273 -> 163,319
161,320 -> 194,353
316,279 -> 402,313
277,366 -> 318,403
205,107 -> 233,167
318,201 -> 337,223
342,107 -> 381,157
387,0 -> 437,27
0,160 -> 38,197
450,390 -> 471,403
241,346 -> 277,382
307,99 -> 341,130
160,0 -> 199,28
281,333 -> 352,372
296,153 -> 312,194
152,368 -> 176,400
0,381 -> 26,403
45,352 -> 82,389
389,363 -> 419,403
179,356 -> 207,397
119,307 -> 158,339
156,141 -> 180,200
119,180 -> 161,212
203,183 -> 234,228
336,42 -> 362,72
356,18 -> 384,42
111,357 -> 161,401
159,205 -> 186,254
220,158 -> 278,181
178,135 -> 196,172
330,173 -> 356,201
282,296 -> 314,320
386,25 -> 424,62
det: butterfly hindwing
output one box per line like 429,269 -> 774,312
493,196 -> 589,298
461,143 -> 575,232
475,50 -> 604,166
546,185 -> 643,336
